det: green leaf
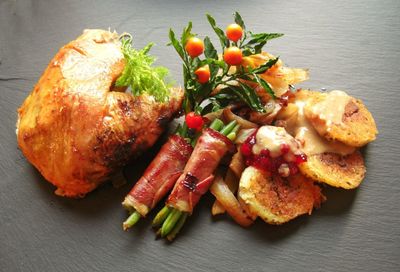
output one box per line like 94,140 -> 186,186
204,36 -> 218,59
199,58 -> 225,68
252,57 -> 279,74
200,93 -> 240,115
226,83 -> 265,112
251,73 -> 276,99
181,22 -> 193,46
183,63 -> 190,88
247,32 -> 284,45
254,41 -> 266,54
209,63 -> 219,82
206,13 -> 229,49
168,29 -> 184,59
241,46 -> 255,57
239,81 -> 265,110
234,12 -> 245,30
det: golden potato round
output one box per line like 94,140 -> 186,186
298,151 -> 366,189
238,166 -> 324,225
304,91 -> 378,147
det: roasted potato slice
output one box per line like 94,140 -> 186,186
304,91 -> 378,147
299,151 -> 365,189
238,167 -> 324,225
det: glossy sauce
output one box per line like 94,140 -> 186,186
290,95 -> 355,156
241,126 -> 307,177
310,90 -> 351,131
253,126 -> 300,158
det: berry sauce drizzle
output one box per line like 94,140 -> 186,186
240,129 -> 307,177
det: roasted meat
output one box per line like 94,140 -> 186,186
16,29 -> 183,197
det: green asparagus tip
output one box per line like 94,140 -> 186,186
161,209 -> 183,237
226,124 -> 240,141
152,205 -> 171,228
122,211 -> 141,231
220,120 -> 238,136
231,124 -> 241,134
209,118 -> 224,131
166,213 -> 188,242
227,132 -> 237,141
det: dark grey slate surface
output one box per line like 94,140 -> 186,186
1,0 -> 399,271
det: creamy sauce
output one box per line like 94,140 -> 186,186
310,90 -> 351,131
252,126 -> 300,158
290,97 -> 355,156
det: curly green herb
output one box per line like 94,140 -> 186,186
116,36 -> 172,102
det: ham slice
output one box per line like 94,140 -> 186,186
122,135 -> 193,216
167,128 -> 234,213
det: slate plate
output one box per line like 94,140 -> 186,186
1,1 -> 399,271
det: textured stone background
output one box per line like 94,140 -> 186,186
1,0 -> 399,271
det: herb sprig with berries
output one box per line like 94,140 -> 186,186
168,12 -> 284,125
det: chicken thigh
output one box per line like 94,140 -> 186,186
17,29 -> 183,197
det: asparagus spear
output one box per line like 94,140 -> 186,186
122,124 -> 192,230
123,211 -> 141,230
154,119 -> 239,240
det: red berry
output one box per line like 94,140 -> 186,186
280,143 -> 290,154
194,66 -> 210,84
185,112 -> 204,131
260,149 -> 270,157
259,156 -> 271,170
185,37 -> 204,58
226,24 -> 243,42
295,154 -> 308,164
288,162 -> 299,175
241,143 -> 252,157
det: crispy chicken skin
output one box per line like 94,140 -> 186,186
17,29 -> 183,197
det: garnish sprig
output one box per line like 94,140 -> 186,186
116,35 -> 173,102
168,12 -> 284,115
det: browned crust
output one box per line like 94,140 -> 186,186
304,92 -> 378,147
298,151 -> 366,189
16,30 -> 183,198
238,167 -> 324,224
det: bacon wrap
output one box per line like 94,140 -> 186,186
122,135 -> 193,216
167,128 -> 235,213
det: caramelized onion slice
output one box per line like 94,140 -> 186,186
223,107 -> 258,129
210,173 -> 254,227
211,200 -> 226,215
204,109 -> 224,123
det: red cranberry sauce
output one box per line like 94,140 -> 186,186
240,129 -> 307,177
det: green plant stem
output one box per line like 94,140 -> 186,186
122,211 -> 141,231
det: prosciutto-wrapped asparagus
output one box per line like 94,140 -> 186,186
153,120 -> 239,240
166,128 -> 235,213
122,135 -> 193,230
